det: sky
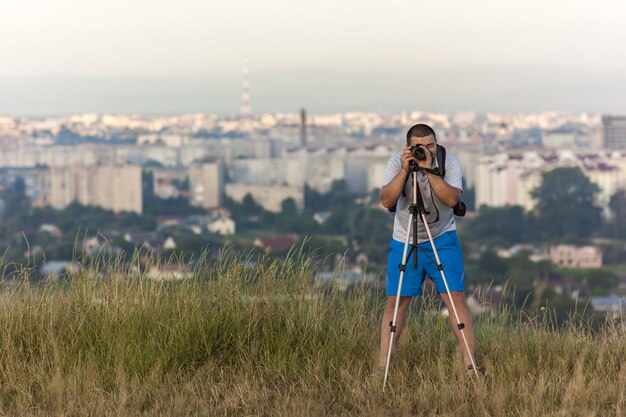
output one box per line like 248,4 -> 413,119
1,0 -> 625,115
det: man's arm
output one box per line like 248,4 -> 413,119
380,167 -> 409,209
379,148 -> 413,209
416,148 -> 462,208
425,173 -> 461,208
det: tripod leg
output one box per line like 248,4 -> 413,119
440,292 -> 475,368
419,212 -> 479,375
382,213 -> 414,392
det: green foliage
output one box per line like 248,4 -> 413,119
0,176 -> 31,231
142,169 -> 202,217
600,243 -> 626,265
346,205 -> 390,245
563,268 -> 620,296
143,196 -> 205,217
461,182 -> 475,211
303,184 -> 326,214
462,205 -> 526,244
142,170 -> 155,196
477,250 -> 508,283
604,190 -> 626,238
279,198 -> 299,230
225,181 -> 392,256
295,235 -> 346,262
531,167 -> 602,240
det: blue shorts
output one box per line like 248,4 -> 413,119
386,231 -> 465,297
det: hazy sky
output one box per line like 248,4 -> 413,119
1,1 -> 625,115
1,0 -> 624,77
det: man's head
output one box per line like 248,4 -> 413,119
406,123 -> 437,156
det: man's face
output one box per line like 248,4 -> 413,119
408,134 -> 436,157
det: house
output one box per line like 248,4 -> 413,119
496,244 -> 547,262
40,260 -> 80,281
208,217 -> 236,235
163,236 -> 177,250
549,245 -> 602,268
124,232 -> 162,251
155,215 -> 183,232
38,223 -> 62,238
590,296 -> 625,318
313,211 -> 332,225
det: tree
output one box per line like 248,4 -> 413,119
604,190 -> 626,238
142,170 -> 155,197
2,176 -> 30,219
304,184 -> 327,214
461,205 -> 526,244
279,198 -> 299,231
530,167 -> 602,240
477,250 -> 508,283
242,194 -> 262,219
461,179 -> 475,211
577,269 -> 619,296
328,180 -> 353,210
348,206 -> 391,245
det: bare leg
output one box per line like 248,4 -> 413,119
378,296 -> 412,368
439,291 -> 476,367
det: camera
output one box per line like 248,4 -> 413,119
410,145 -> 427,161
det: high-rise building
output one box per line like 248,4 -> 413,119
50,165 -> 142,213
92,165 -> 143,214
189,162 -> 223,209
602,115 -> 626,149
225,183 -> 303,213
0,167 -> 52,208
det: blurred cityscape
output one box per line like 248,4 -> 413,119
0,108 -> 625,320
2,110 -> 623,213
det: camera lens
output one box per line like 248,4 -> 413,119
411,146 -> 427,160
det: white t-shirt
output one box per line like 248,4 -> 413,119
382,151 -> 463,244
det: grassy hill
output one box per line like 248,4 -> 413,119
0,248 -> 624,416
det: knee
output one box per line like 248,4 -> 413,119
450,291 -> 466,303
387,296 -> 412,311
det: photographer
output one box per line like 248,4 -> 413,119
373,123 -> 478,379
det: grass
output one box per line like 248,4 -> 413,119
0,246 -> 624,416
604,263 -> 626,276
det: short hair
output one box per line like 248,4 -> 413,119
406,124 -> 436,145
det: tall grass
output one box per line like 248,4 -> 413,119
0,246 -> 624,416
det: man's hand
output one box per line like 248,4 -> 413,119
403,145 -> 433,171
400,145 -> 414,172
380,147 -> 415,209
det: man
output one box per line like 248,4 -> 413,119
375,123 -> 477,378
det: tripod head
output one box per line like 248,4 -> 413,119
409,159 -> 442,177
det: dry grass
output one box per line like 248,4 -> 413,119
0,246 -> 624,416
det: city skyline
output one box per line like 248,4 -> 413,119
2,64 -> 626,116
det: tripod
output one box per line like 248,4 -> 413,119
382,161 -> 478,392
